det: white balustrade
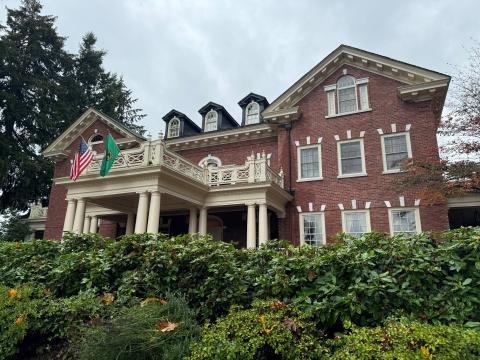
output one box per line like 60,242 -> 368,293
85,139 -> 284,188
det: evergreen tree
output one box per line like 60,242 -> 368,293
0,0 -> 146,212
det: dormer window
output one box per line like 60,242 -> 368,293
88,133 -> 103,145
205,110 -> 218,132
168,117 -> 180,138
324,73 -> 370,117
245,101 -> 260,125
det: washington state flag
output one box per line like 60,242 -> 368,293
100,133 -> 120,177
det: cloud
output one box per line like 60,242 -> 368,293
1,0 -> 479,136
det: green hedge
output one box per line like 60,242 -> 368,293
1,227 -> 480,357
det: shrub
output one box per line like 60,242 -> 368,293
327,320 -> 480,359
188,300 -> 328,360
77,293 -> 199,360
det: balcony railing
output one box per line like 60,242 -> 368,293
86,137 -> 284,188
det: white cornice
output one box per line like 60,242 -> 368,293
164,123 -> 276,151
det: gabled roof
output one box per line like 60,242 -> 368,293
43,108 -> 146,159
238,93 -> 269,107
162,109 -> 202,132
198,101 -> 239,127
263,44 -> 450,121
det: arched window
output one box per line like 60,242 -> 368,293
205,110 -> 218,132
88,133 -> 103,145
199,155 -> 222,168
337,75 -> 357,114
168,117 -> 180,138
245,101 -> 260,125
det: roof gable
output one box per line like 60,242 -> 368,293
263,44 -> 450,121
43,108 -> 145,159
162,109 -> 202,132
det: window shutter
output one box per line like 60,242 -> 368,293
327,91 -> 336,116
358,84 -> 369,110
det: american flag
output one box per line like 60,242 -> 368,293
70,137 -> 93,181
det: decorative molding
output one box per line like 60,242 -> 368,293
377,129 -> 384,135
320,204 -> 326,212
399,196 -> 405,207
414,199 -> 421,206
384,200 -> 392,208
306,136 -> 311,145
347,130 -> 352,139
308,202 -> 314,212
365,201 -> 371,209
405,124 -> 412,131
296,206 -> 303,213
317,137 -> 323,144
351,199 -> 357,209
391,123 -> 397,133
295,140 -> 300,147
360,131 -> 365,138
338,203 -> 344,210
334,135 -> 340,141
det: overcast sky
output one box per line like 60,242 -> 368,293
1,0 -> 479,137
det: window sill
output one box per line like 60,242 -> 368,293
337,173 -> 368,179
296,177 -> 323,183
382,169 -> 404,175
326,108 -> 372,119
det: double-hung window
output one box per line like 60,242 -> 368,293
297,145 -> 322,181
205,110 -> 218,132
381,133 -> 412,173
245,101 -> 260,125
324,75 -> 370,117
342,210 -> 371,238
300,213 -> 326,246
337,139 -> 366,177
389,208 -> 421,236
168,117 -> 180,138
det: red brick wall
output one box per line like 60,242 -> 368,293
277,65 -> 448,243
176,136 -> 278,169
44,120 -> 126,240
98,219 -> 118,239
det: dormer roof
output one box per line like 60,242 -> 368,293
162,109 -> 201,132
198,102 -> 239,128
238,93 -> 269,107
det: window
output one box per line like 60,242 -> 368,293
245,101 -> 260,125
297,145 -> 322,181
199,155 -> 222,168
389,208 -> 421,236
381,133 -> 412,173
88,134 -> 103,145
205,110 -> 218,132
337,75 -> 357,114
337,139 -> 366,177
168,117 -> 180,138
324,76 -> 370,117
300,213 -> 326,246
342,210 -> 371,238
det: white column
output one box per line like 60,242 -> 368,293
90,216 -> 98,234
147,191 -> 161,233
72,198 -> 87,234
83,216 -> 91,234
258,203 -> 268,245
125,213 -> 134,235
188,207 -> 198,234
63,199 -> 77,233
198,207 -> 208,235
247,204 -> 257,249
134,192 -> 150,233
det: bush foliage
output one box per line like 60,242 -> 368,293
1,227 -> 480,358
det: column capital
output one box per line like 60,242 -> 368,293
245,202 -> 257,207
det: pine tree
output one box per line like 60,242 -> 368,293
0,0 -> 146,212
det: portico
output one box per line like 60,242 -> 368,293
57,136 -> 292,248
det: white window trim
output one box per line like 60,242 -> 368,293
296,144 -> 323,182
324,77 -> 372,119
299,212 -> 326,246
388,207 -> 422,236
341,210 -> 371,237
88,133 -> 104,145
381,132 -> 412,174
205,110 -> 218,132
337,138 -> 367,178
167,117 -> 181,138
245,101 -> 260,125
198,154 -> 222,167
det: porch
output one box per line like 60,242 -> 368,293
55,135 -> 291,248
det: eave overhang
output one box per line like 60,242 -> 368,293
164,123 -> 276,151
